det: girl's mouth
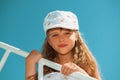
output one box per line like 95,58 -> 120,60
58,44 -> 68,48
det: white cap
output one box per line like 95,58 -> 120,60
43,10 -> 79,33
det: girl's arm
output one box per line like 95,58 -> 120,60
26,50 -> 42,80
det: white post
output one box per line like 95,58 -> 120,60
0,49 -> 10,71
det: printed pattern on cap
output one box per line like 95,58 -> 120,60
43,10 -> 79,33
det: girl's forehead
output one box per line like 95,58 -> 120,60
47,28 -> 72,33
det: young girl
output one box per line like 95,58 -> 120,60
26,10 -> 101,80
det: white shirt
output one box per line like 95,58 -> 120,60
43,72 -> 96,80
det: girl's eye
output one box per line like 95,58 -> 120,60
51,34 -> 58,37
65,32 -> 72,36
66,32 -> 70,34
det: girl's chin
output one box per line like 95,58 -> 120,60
56,50 -> 71,55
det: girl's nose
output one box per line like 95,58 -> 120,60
59,35 -> 65,42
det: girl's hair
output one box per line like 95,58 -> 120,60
42,31 -> 101,80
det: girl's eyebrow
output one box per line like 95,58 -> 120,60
48,31 -> 58,36
49,33 -> 56,36
47,29 -> 73,35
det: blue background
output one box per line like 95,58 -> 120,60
0,0 -> 120,80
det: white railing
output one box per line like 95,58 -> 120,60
0,41 -> 96,80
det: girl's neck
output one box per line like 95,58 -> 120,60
56,51 -> 73,65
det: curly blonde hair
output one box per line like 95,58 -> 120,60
42,31 -> 101,80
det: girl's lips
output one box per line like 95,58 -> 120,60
58,44 -> 68,48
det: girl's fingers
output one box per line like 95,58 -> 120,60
61,62 -> 76,75
61,64 -> 67,75
61,62 -> 88,76
65,66 -> 73,75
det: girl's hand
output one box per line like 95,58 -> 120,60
26,50 -> 42,65
61,62 -> 88,76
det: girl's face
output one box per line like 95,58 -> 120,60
47,28 -> 77,55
